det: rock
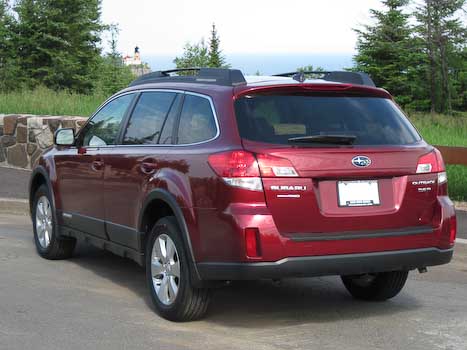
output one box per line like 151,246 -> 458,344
18,116 -> 29,125
61,119 -> 76,129
29,130 -> 36,143
7,144 -> 28,168
3,115 -> 19,135
27,143 -> 37,155
0,145 -> 4,163
45,118 -> 61,133
34,126 -> 53,149
0,126 -> 3,136
30,148 -> 42,168
27,117 -> 44,130
16,125 -> 28,143
0,135 -> 16,147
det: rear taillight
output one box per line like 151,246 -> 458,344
208,151 -> 299,191
208,150 -> 262,191
256,154 -> 299,177
416,149 -> 447,189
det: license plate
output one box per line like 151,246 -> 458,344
338,180 -> 380,207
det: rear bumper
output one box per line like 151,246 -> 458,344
197,247 -> 454,280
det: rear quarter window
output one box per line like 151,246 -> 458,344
234,95 -> 421,146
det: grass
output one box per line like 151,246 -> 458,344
0,86 -> 106,117
409,112 -> 467,201
0,89 -> 466,200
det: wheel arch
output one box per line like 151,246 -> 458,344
138,188 -> 202,284
29,166 -> 54,217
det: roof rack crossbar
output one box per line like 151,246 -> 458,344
273,71 -> 376,87
129,68 -> 247,87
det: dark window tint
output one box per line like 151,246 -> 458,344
235,95 -> 421,146
83,94 -> 134,147
177,95 -> 217,145
123,92 -> 176,145
159,94 -> 183,145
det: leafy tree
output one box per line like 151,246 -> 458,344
208,23 -> 228,68
94,24 -> 134,95
14,0 -> 104,93
414,0 -> 466,113
174,24 -> 229,72
174,40 -> 210,72
353,0 -> 423,106
0,0 -> 18,91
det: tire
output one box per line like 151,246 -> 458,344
32,184 -> 76,260
341,271 -> 409,301
146,216 -> 210,322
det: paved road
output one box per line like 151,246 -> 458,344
0,214 -> 466,350
0,167 -> 30,199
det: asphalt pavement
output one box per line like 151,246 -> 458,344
0,214 -> 466,350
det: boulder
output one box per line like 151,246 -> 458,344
16,125 -> 28,143
7,144 -> 28,168
3,115 -> 19,135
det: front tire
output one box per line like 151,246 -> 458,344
341,271 -> 409,301
146,217 -> 210,321
32,184 -> 76,259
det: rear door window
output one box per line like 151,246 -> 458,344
123,91 -> 177,145
234,95 -> 421,146
176,94 -> 217,145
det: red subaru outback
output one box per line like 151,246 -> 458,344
29,68 -> 456,321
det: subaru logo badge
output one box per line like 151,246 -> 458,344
352,156 -> 371,168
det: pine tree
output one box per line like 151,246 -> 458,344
95,24 -> 134,95
0,0 -> 18,91
208,23 -> 227,68
14,0 -> 104,93
414,0 -> 466,113
353,0 -> 423,107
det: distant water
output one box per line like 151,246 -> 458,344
146,53 -> 354,75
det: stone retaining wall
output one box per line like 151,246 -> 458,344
0,114 -> 87,169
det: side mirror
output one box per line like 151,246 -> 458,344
54,128 -> 75,146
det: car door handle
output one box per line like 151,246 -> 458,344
92,160 -> 104,171
140,161 -> 158,174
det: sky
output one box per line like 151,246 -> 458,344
101,0 -> 384,57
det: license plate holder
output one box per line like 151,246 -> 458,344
337,180 -> 380,207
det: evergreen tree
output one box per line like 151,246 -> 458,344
94,24 -> 134,95
353,0 -> 422,106
0,0 -> 18,91
414,0 -> 466,113
14,0 -> 104,93
208,23 -> 227,68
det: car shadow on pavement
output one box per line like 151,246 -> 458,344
70,242 -> 422,327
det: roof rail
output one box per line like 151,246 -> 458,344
129,68 -> 247,87
274,71 -> 376,87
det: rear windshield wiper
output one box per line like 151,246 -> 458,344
288,134 -> 357,145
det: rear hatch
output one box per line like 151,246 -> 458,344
234,87 -> 440,239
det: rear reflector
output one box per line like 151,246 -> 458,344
450,215 -> 457,245
245,228 -> 261,258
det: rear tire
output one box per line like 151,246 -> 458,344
341,271 -> 408,301
146,216 -> 210,321
32,184 -> 76,259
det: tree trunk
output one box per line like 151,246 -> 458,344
439,37 -> 452,114
426,0 -> 437,114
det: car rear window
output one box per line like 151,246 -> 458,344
234,95 -> 421,146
